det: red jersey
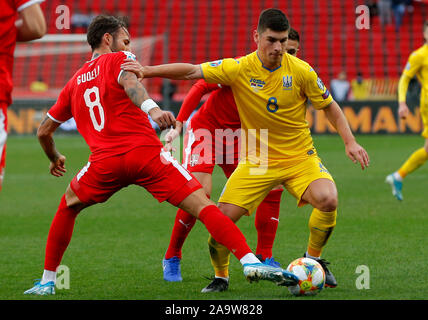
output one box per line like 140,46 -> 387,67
177,79 -> 240,132
0,0 -> 44,105
48,51 -> 162,162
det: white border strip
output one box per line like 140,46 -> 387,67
17,0 -> 44,12
47,112 -> 65,124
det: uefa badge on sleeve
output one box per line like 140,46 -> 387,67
317,77 -> 325,91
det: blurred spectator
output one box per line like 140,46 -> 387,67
330,71 -> 350,102
378,0 -> 392,26
30,77 -> 48,92
71,10 -> 95,32
60,118 -> 77,132
366,0 -> 379,17
391,0 -> 412,32
161,81 -> 177,100
350,72 -> 370,100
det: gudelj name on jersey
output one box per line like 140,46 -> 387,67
77,66 -> 100,85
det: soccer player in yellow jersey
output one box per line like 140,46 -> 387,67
386,21 -> 428,201
122,8 -> 370,290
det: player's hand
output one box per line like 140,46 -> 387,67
49,154 -> 67,177
164,121 -> 183,152
121,59 -> 144,80
149,107 -> 176,131
345,140 -> 370,170
398,102 -> 409,119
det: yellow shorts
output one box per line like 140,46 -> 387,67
218,154 -> 334,215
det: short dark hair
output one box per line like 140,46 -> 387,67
87,15 -> 128,50
288,28 -> 300,42
257,8 -> 290,33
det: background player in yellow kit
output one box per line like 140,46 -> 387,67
386,21 -> 428,201
121,8 -> 370,289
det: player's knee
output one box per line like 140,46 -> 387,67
316,193 -> 338,212
178,188 -> 213,217
64,185 -> 88,212
217,202 -> 245,222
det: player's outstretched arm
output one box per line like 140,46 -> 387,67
119,70 -> 176,130
164,80 -> 220,151
323,101 -> 370,170
397,73 -> 412,119
16,3 -> 46,42
37,116 -> 67,177
163,120 -> 183,152
121,60 -> 203,80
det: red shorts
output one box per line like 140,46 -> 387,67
182,124 -> 239,178
70,146 -> 202,206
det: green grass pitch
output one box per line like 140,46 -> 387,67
1,134 -> 427,300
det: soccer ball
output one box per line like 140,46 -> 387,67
286,257 -> 325,296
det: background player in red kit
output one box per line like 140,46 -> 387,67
0,0 -> 46,191
160,31 -> 301,292
23,15 -> 298,295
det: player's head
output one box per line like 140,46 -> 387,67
424,20 -> 428,43
286,28 -> 300,56
87,15 -> 130,52
254,8 -> 290,68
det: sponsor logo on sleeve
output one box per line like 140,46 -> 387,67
122,51 -> 136,61
317,77 -> 325,91
322,89 -> 330,99
209,60 -> 223,67
317,77 -> 330,99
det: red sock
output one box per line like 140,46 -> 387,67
255,189 -> 283,260
198,205 -> 251,260
44,195 -> 80,271
165,208 -> 197,259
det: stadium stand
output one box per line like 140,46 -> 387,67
12,0 -> 428,101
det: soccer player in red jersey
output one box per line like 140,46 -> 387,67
23,15 -> 298,295
0,0 -> 46,191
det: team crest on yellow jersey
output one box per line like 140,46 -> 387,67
283,75 -> 293,90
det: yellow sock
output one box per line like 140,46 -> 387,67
208,235 -> 231,278
307,208 -> 337,255
397,148 -> 428,179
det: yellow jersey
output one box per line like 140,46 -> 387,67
399,43 -> 428,106
201,51 -> 333,162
